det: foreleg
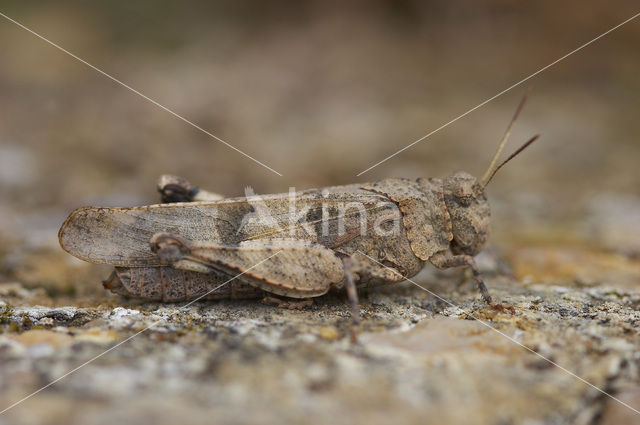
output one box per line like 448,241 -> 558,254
429,251 -> 492,304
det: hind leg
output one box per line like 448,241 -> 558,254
157,174 -> 225,203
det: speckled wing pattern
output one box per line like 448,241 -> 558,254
58,201 -> 252,266
361,178 -> 452,261
58,186 -> 391,266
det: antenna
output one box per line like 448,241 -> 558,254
480,88 -> 531,185
483,134 -> 539,187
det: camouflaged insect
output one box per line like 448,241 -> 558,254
58,98 -> 538,331
58,171 -> 494,317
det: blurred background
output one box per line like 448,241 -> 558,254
1,3 -> 640,425
0,0 -> 639,293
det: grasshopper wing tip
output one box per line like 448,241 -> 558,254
58,206 -> 92,257
58,206 -> 115,263
58,206 -> 159,266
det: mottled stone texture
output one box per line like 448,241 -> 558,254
1,4 -> 640,424
1,235 -> 639,425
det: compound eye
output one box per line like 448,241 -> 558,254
472,183 -> 487,201
453,184 -> 473,206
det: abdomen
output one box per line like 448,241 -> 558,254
106,267 -> 265,301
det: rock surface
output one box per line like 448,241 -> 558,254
1,237 -> 639,425
1,4 -> 640,424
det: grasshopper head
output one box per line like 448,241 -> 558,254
440,92 -> 539,256
443,171 -> 490,256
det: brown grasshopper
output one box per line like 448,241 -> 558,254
59,97 -> 538,333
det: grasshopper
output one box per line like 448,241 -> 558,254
59,97 -> 537,333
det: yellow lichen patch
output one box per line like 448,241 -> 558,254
506,244 -> 640,286
75,328 -> 120,344
471,306 -> 517,323
318,327 -> 340,340
11,329 -> 74,348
